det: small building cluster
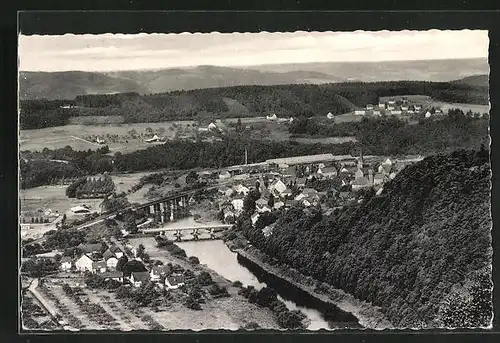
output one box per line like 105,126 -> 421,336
59,242 -> 186,290
348,96 -> 442,117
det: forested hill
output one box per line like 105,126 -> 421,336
240,149 -> 492,328
21,81 -> 489,130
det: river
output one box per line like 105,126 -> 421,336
157,217 -> 341,330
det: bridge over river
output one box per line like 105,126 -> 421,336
140,224 -> 233,241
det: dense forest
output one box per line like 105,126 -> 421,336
20,81 -> 489,129
236,149 -> 492,327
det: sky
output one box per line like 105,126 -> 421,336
18,30 -> 489,72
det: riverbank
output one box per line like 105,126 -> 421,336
233,245 -> 394,330
125,236 -> 280,330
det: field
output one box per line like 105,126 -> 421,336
428,101 -> 490,115
20,121 -> 198,154
68,116 -> 125,125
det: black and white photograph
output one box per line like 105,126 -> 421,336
18,28 -> 492,331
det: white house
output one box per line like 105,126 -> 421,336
366,104 -> 374,110
401,106 -> 409,111
145,135 -> 161,143
355,168 -> 364,179
266,113 -> 278,121
165,275 -> 185,290
208,122 -> 217,131
289,117 -> 294,123
269,179 -> 287,195
378,103 -> 386,108
391,110 -> 402,115
318,166 -> 337,177
373,110 -> 381,116
354,110 -> 366,115
294,193 -> 307,201
75,254 -> 94,272
255,198 -> 268,208
257,205 -> 272,213
231,198 -> 244,212
326,112 -> 335,119
415,106 -> 422,111
60,256 -> 73,272
274,201 -> 285,210
302,199 -> 312,207
351,177 -> 371,191
106,257 -> 118,270
219,171 -> 231,180
130,271 -> 150,287
96,137 -> 106,144
425,111 -> 432,118
234,184 -> 250,196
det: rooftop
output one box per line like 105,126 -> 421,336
266,154 -> 354,166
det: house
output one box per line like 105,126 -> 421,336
231,197 -> 245,212
109,246 -> 124,259
302,199 -> 312,207
219,186 -> 234,197
105,256 -> 118,270
269,179 -> 287,195
219,171 -> 231,180
71,206 -> 91,215
366,104 -> 374,110
415,106 -> 422,111
351,177 -> 371,190
96,137 -> 106,145
266,113 -> 278,121
289,117 -> 294,123
373,110 -> 381,116
354,110 -> 366,115
150,265 -> 172,282
75,254 -> 94,272
208,122 -> 217,131
302,188 -> 318,198
145,135 -> 161,143
391,110 -> 402,115
257,205 -> 272,213
274,201 -> 285,210
373,173 -> 385,185
78,243 -> 103,254
101,271 -> 124,283
339,191 -> 351,200
401,106 -> 409,111
234,184 -> 250,196
318,166 -> 337,177
92,261 -> 107,273
425,111 -> 432,118
255,198 -> 268,208
326,112 -> 335,119
251,212 -> 261,226
378,103 -> 386,109
285,199 -> 301,208
60,256 -> 73,271
130,271 -> 151,287
165,274 -> 186,290
294,193 -> 307,201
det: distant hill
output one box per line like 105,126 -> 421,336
19,58 -> 489,100
451,74 -> 489,88
240,149 -> 492,328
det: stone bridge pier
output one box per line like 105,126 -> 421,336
144,195 -> 191,224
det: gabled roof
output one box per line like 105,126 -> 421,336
295,177 -> 307,184
103,249 -> 115,260
78,243 -> 103,254
131,271 -> 150,282
255,198 -> 268,206
321,166 -> 337,174
109,245 -> 123,254
302,188 -> 318,195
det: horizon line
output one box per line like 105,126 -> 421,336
18,57 -> 489,73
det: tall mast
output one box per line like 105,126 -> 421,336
245,147 -> 248,165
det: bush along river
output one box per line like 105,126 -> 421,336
177,239 -> 361,330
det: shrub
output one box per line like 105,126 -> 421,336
188,256 -> 200,265
197,271 -> 213,286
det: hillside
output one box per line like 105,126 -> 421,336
239,149 -> 492,328
451,74 -> 489,88
19,58 -> 489,100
